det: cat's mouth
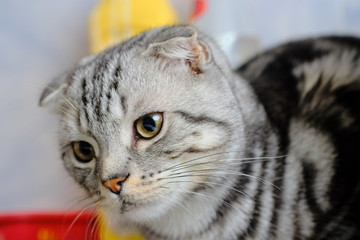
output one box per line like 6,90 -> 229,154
120,199 -> 138,211
116,196 -> 163,216
118,198 -> 150,213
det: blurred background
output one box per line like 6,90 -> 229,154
1,0 -> 360,213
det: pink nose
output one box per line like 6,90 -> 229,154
102,176 -> 128,194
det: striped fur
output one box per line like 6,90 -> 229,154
40,26 -> 360,239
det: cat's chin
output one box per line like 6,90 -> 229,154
100,189 -> 186,223
120,201 -> 167,222
105,197 -> 174,224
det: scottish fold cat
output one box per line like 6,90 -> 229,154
40,26 -> 360,239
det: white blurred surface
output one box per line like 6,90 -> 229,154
194,0 -> 360,67
0,0 -> 359,212
0,0 -> 98,212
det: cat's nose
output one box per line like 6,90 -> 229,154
102,174 -> 129,194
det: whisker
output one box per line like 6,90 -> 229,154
63,199 -> 100,239
91,209 -> 101,239
162,151 -> 245,172
168,195 -> 197,219
224,156 -> 286,166
239,172 -> 282,192
61,195 -> 98,228
164,170 -> 282,192
168,155 -> 286,173
163,179 -> 253,200
96,211 -> 105,240
85,209 -> 99,240
66,194 -> 95,210
168,168 -> 230,178
169,159 -> 271,176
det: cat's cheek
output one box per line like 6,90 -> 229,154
69,157 -> 96,169
190,128 -> 228,150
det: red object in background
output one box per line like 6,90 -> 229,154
189,0 -> 207,21
0,212 -> 99,240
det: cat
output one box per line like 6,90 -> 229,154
40,25 -> 360,239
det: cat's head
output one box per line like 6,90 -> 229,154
40,26 -> 244,223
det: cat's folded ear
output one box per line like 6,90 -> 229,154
39,71 -> 69,110
39,55 -> 95,110
144,31 -> 210,74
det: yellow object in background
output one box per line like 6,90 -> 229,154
89,0 -> 179,54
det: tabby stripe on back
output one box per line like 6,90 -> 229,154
302,162 -> 324,216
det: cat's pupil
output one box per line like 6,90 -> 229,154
142,116 -> 156,132
78,141 -> 92,155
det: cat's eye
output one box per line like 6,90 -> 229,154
135,113 -> 163,139
72,141 -> 95,162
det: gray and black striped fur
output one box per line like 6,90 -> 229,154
40,26 -> 360,239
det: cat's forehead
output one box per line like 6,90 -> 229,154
68,49 -> 194,123
81,52 -> 175,87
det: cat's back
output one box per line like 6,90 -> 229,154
238,36 -> 360,239
238,36 -> 360,139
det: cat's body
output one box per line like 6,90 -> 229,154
40,26 -> 360,239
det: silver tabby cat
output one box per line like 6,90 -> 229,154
40,26 -> 360,239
